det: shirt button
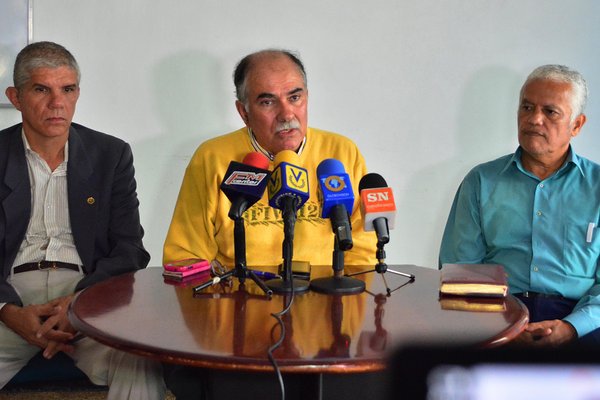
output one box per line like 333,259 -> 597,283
533,266 -> 539,272
539,183 -> 544,188
536,211 -> 542,216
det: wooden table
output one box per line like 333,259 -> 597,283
68,265 -> 528,374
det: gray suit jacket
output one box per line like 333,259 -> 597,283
0,123 -> 150,305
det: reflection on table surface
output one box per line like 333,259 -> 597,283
69,265 -> 527,373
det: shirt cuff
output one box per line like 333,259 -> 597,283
564,312 -> 596,338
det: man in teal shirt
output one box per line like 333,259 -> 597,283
439,65 -> 600,347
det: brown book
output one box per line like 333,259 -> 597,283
440,263 -> 508,298
439,296 -> 507,312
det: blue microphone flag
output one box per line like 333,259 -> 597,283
317,158 -> 355,218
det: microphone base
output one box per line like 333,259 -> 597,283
310,276 -> 365,295
266,278 -> 310,294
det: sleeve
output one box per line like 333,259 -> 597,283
75,143 -> 150,290
438,171 -> 488,268
564,268 -> 600,337
163,147 -> 219,264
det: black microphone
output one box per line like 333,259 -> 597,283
220,152 -> 271,220
359,173 -> 396,245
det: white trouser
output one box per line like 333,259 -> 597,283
0,269 -> 166,400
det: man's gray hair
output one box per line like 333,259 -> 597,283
521,64 -> 588,122
13,41 -> 80,89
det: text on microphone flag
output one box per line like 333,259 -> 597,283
224,171 -> 268,186
362,187 -> 396,211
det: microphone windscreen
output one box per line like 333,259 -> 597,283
273,149 -> 300,166
317,158 -> 346,176
243,152 -> 270,170
359,173 -> 388,191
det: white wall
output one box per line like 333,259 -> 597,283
1,0 -> 599,268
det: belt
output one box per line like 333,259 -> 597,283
13,261 -> 81,274
515,291 -> 567,300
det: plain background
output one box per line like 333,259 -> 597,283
1,0 -> 599,269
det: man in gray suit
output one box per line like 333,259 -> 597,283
0,41 -> 165,399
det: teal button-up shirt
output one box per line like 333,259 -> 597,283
439,147 -> 600,337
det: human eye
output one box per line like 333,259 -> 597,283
544,107 -> 560,118
519,103 -> 532,112
33,85 -> 48,93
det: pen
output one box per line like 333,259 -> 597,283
253,271 -> 281,280
587,222 -> 596,243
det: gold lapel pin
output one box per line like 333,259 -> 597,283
87,197 -> 95,205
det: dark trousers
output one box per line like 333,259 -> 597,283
514,293 -> 600,346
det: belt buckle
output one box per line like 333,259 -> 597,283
37,261 -> 58,270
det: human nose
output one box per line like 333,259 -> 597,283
277,101 -> 294,122
48,91 -> 65,109
527,107 -> 544,125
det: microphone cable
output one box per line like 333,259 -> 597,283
267,282 -> 296,400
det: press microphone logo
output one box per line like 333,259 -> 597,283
286,166 -> 308,193
268,165 -> 309,195
363,187 -> 395,212
224,171 -> 268,186
268,168 -> 283,194
324,176 -> 346,192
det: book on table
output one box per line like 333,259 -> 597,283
439,296 -> 507,312
439,263 -> 508,298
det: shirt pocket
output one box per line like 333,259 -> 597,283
564,223 -> 600,278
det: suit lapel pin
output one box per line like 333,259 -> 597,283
87,197 -> 95,205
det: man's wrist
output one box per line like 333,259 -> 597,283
0,303 -> 18,323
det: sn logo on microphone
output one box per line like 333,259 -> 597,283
225,171 -> 268,186
366,192 -> 389,202
364,187 -> 395,210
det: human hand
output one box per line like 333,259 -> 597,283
36,295 -> 78,358
0,302 -> 63,349
516,319 -> 577,347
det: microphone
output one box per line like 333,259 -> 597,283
268,150 -> 309,216
359,173 -> 396,244
317,159 -> 354,251
266,150 -> 310,294
220,152 -> 271,220
311,160 -> 364,295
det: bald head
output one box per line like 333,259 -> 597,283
233,49 -> 306,105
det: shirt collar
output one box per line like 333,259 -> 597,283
21,129 -> 69,163
247,127 -> 307,161
503,145 -> 583,178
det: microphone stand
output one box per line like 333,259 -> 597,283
310,235 -> 366,295
266,197 -> 310,294
194,216 -> 273,297
345,240 -> 415,295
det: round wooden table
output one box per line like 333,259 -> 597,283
68,265 -> 528,374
